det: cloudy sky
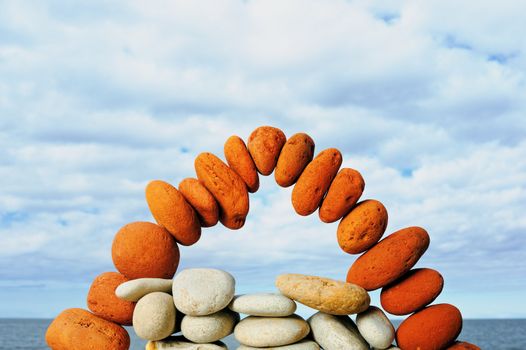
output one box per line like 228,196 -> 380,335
1,0 -> 525,320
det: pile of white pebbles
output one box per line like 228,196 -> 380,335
115,268 -> 399,350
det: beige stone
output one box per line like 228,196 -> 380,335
181,310 -> 239,343
237,339 -> 320,350
276,273 -> 370,315
356,306 -> 395,349
234,314 -> 310,348
146,336 -> 227,349
172,268 -> 235,316
308,312 -> 369,350
115,278 -> 173,302
133,292 -> 176,341
229,293 -> 296,317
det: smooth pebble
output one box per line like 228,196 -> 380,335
181,310 -> 239,343
146,336 -> 227,349
356,306 -> 395,349
229,293 -> 296,317
173,268 -> 235,316
234,314 -> 310,348
133,292 -> 176,341
116,278 -> 173,302
237,339 -> 320,349
308,311 -> 369,350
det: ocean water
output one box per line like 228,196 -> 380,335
0,318 -> 525,349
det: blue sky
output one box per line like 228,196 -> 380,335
0,0 -> 525,319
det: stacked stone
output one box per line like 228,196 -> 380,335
45,125 -> 480,350
230,293 -> 314,349
125,268 -> 238,349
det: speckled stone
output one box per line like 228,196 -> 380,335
229,293 -> 296,317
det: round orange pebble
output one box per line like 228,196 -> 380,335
337,199 -> 387,254
46,308 -> 130,350
112,221 -> 180,279
178,178 -> 219,227
274,132 -> 315,187
87,272 -> 135,325
195,152 -> 249,229
145,180 -> 201,246
347,226 -> 430,291
224,135 -> 259,192
447,341 -> 481,349
396,304 -> 463,350
292,148 -> 342,216
381,268 -> 444,315
319,168 -> 365,223
247,126 -> 287,175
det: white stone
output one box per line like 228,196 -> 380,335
307,311 -> 369,350
229,293 -> 296,317
234,314 -> 310,348
133,292 -> 176,341
116,278 -> 173,302
356,306 -> 395,349
172,268 -> 235,316
181,309 -> 239,343
146,336 -> 227,349
237,339 -> 320,350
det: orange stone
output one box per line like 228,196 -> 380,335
46,308 -> 130,350
247,126 -> 287,175
337,199 -> 387,254
396,304 -> 463,350
381,268 -> 444,315
346,226 -> 430,290
195,152 -> 249,230
112,221 -> 180,279
224,135 -> 259,193
447,341 -> 481,350
319,168 -> 365,223
87,272 -> 135,325
145,180 -> 201,246
178,178 -> 219,227
274,132 -> 315,187
292,148 -> 342,216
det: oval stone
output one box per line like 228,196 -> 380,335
308,311 -> 369,350
116,277 -> 173,302
46,308 -> 130,350
229,293 -> 296,317
181,310 -> 239,343
447,341 -> 481,349
133,292 -> 176,341
237,340 -> 320,350
247,126 -> 287,176
87,272 -> 135,325
347,226 -> 430,291
276,273 -> 369,315
173,268 -> 235,316
337,199 -> 388,254
319,168 -> 365,223
234,314 -> 310,347
381,268 -> 444,315
356,306 -> 395,349
396,304 -> 463,350
146,336 -> 227,349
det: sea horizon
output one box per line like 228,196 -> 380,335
2,318 -> 525,349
